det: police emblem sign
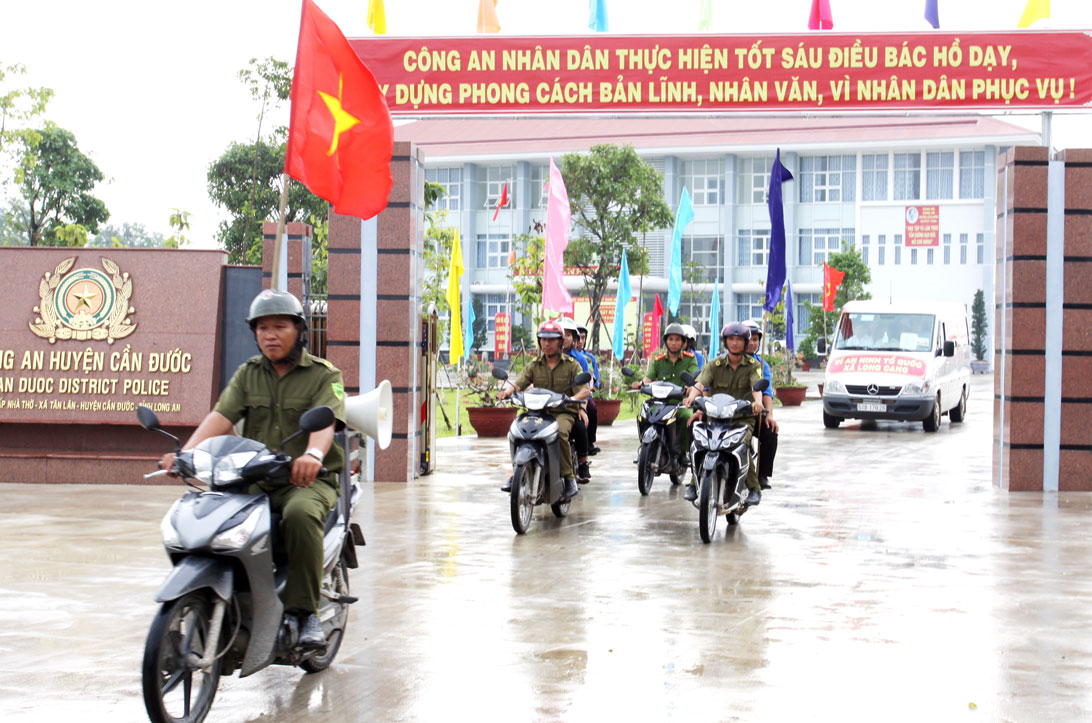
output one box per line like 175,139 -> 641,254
28,257 -> 136,344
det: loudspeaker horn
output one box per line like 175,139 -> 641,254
344,380 -> 393,449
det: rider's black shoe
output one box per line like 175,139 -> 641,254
589,445 -> 601,455
563,476 -> 580,499
501,475 -> 512,492
759,475 -> 771,490
683,483 -> 698,502
577,461 -> 591,481
298,613 -> 325,649
745,488 -> 762,506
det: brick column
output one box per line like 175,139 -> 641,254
262,221 -> 312,299
327,141 -> 425,483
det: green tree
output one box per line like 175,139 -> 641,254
561,144 -> 671,352
0,62 -> 53,171
422,208 -> 458,342
971,288 -> 988,360
470,295 -> 487,352
799,241 -> 872,353
11,124 -> 108,246
90,221 -> 167,248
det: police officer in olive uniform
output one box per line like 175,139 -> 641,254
498,320 -> 589,500
160,289 -> 345,650
633,323 -> 699,460
682,321 -> 764,506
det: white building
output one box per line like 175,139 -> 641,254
396,115 -> 1038,360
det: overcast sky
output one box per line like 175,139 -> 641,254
2,0 -> 1090,249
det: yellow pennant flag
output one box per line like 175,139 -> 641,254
446,230 -> 465,361
1017,0 -> 1049,28
367,0 -> 386,34
477,0 -> 501,33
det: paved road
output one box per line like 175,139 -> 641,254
3,373 -> 1091,721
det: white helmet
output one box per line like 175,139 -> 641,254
743,319 -> 763,338
680,324 -> 698,348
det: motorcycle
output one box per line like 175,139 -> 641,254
682,374 -> 770,543
621,366 -> 690,496
137,404 -> 365,723
491,368 -> 592,534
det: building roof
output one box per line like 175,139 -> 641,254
394,114 -> 1040,163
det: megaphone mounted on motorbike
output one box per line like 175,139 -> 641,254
344,380 -> 393,449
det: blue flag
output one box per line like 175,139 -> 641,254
785,280 -> 795,352
764,149 -> 794,313
709,277 -> 721,358
668,186 -> 694,315
612,248 -> 631,359
925,0 -> 940,28
465,293 -> 475,351
589,0 -> 609,32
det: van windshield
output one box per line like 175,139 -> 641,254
834,313 -> 936,352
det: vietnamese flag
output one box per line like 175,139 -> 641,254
492,181 -> 508,221
808,0 -> 834,30
822,262 -> 845,312
285,0 -> 393,220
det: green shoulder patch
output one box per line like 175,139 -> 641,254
331,382 -> 345,400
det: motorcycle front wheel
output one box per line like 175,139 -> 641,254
698,468 -> 720,544
511,460 -> 537,534
300,557 -> 350,673
636,443 -> 654,496
142,591 -> 221,723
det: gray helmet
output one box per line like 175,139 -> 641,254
720,321 -> 751,343
663,322 -> 687,346
743,319 -> 763,338
246,288 -> 306,330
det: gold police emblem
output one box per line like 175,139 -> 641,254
29,257 -> 137,344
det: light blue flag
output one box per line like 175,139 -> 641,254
785,280 -> 795,351
589,0 -> 609,32
668,187 -> 694,315
466,294 -> 476,352
709,277 -> 721,358
612,248 -> 631,359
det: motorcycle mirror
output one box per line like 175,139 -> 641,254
491,367 -> 509,381
137,405 -> 160,431
573,372 -> 591,386
621,366 -> 636,377
753,379 -> 770,393
680,371 -> 696,386
299,406 -> 336,433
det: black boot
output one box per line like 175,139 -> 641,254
759,475 -> 771,490
563,476 -> 579,499
501,474 -> 512,492
297,612 -> 325,649
745,488 -> 761,506
683,483 -> 698,502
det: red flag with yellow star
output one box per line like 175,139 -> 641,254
285,0 -> 393,220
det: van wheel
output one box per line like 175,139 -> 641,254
949,387 -> 967,423
823,412 -> 842,429
923,394 -> 942,433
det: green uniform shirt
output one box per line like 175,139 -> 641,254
214,349 -> 347,486
696,353 -> 762,400
644,350 -> 699,387
514,353 -> 583,414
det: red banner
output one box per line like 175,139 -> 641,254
642,312 -> 655,352
494,312 -> 510,358
827,353 -> 928,378
905,205 -> 940,247
350,32 -> 1092,115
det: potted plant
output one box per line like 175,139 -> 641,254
765,343 -> 807,406
593,357 -> 626,426
970,289 -> 990,374
459,359 -> 518,437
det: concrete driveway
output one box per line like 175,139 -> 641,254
2,373 -> 1090,722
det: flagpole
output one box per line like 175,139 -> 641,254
272,173 -> 291,291
508,191 -> 515,359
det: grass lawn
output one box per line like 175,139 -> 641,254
433,388 -> 640,438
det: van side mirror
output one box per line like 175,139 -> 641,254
943,340 -> 955,357
817,338 -> 828,354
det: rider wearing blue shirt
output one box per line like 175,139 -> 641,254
743,320 -> 779,490
560,318 -> 596,475
682,324 -> 704,370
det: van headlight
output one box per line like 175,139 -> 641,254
825,379 -> 846,394
902,381 -> 928,396
210,507 -> 263,551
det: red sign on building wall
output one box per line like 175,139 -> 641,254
905,205 -> 940,247
642,312 -> 656,352
494,312 -> 510,358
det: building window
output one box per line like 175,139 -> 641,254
861,235 -> 870,265
894,234 -> 903,264
735,293 -> 764,323
894,153 -> 921,200
737,229 -> 769,267
960,151 -> 986,199
476,233 -> 509,268
878,234 -> 886,265
927,248 -> 934,265
960,233 -> 968,264
426,167 -> 462,211
926,151 -> 954,200
799,228 -> 853,266
480,166 -> 515,208
799,155 -> 856,203
738,156 -> 773,204
977,233 -> 985,264
679,298 -> 713,342
680,158 -> 724,206
530,163 -> 549,209
862,154 -> 889,201
484,293 -> 507,332
943,233 -> 952,264
795,293 -> 821,338
683,235 -> 722,281
911,248 -> 918,265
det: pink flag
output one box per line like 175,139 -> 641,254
542,157 -> 573,313
808,0 -> 834,30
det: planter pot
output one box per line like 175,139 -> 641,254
817,383 -> 824,397
970,360 -> 990,374
596,399 -> 623,426
466,406 -> 518,437
775,385 -> 807,406
801,362 -> 811,372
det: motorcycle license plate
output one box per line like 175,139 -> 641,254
856,402 -> 886,413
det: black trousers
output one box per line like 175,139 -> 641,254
756,421 -> 778,479
572,415 -> 589,459
586,399 -> 598,444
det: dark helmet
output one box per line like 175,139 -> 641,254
246,288 -> 306,330
743,319 -> 763,338
720,321 -> 751,343
663,322 -> 687,346
537,320 -> 564,340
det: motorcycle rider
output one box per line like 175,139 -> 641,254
574,324 -> 602,455
631,322 -> 698,464
682,323 -> 705,369
682,321 -> 764,505
559,318 -> 594,480
159,288 -> 345,650
498,320 -> 590,499
743,320 -> 780,490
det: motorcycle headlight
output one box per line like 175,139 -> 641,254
825,379 -> 846,394
902,381 -> 928,395
213,455 -> 243,486
692,424 -> 710,444
191,449 -> 214,485
160,500 -> 182,550
523,393 -> 549,411
651,385 -> 671,399
210,507 -> 263,551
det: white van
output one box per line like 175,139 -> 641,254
820,300 -> 972,432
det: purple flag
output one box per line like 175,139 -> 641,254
764,149 -> 794,313
925,0 -> 939,28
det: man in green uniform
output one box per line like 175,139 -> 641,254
632,323 -> 699,462
160,289 -> 345,649
682,321 -> 764,506
498,319 -> 589,500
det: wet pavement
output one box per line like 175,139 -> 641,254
3,373 -> 1092,721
